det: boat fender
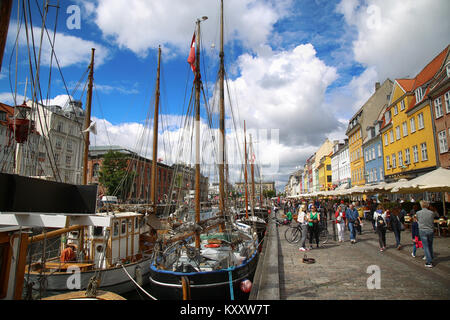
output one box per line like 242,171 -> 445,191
205,244 -> 220,248
240,279 -> 252,293
135,265 -> 143,286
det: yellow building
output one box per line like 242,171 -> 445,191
346,80 -> 393,187
381,47 -> 448,181
318,154 -> 332,191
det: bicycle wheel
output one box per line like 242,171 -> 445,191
285,226 -> 302,244
320,228 -> 329,244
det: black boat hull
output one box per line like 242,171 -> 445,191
148,250 -> 259,300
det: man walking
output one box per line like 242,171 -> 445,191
416,200 -> 438,267
346,203 -> 361,244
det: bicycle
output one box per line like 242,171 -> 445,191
319,219 -> 329,244
284,223 -> 302,244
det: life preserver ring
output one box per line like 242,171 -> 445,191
205,244 -> 220,248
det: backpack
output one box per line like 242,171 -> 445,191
376,214 -> 385,227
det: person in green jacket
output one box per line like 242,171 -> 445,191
308,205 -> 321,249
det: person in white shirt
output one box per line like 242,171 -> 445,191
297,204 -> 309,251
373,205 -> 387,252
335,205 -> 346,242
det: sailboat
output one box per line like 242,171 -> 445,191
148,0 -> 259,300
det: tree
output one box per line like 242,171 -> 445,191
98,151 -> 133,201
263,189 -> 276,199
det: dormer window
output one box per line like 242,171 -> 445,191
400,100 -> 405,111
446,63 -> 450,78
415,87 -> 424,103
385,110 -> 391,123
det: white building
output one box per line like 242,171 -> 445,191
331,140 -> 351,188
27,99 -> 85,184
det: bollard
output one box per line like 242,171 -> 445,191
332,218 -> 337,242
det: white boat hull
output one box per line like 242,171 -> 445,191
27,257 -> 152,296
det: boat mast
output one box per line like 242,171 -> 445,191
218,0 -> 226,231
151,46 -> 161,214
0,0 -> 12,73
250,134 -> 256,214
244,120 -> 249,219
194,17 -> 206,248
82,48 -> 95,185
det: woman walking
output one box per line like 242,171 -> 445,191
308,205 -> 321,249
373,205 -> 387,252
335,204 -> 346,242
391,207 -> 404,249
297,204 -> 309,252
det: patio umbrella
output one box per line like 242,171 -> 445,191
391,168 -> 450,193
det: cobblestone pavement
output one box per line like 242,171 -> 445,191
278,218 -> 450,300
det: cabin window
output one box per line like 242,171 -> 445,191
121,220 -> 126,235
93,226 -> 103,237
113,222 -> 119,236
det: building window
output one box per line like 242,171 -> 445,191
374,168 -> 377,182
417,113 -> 424,129
378,144 -> 382,158
93,163 -> 100,177
0,111 -> 6,121
405,148 -> 410,164
384,134 -> 388,146
394,105 -> 398,115
445,92 -> 450,114
66,155 -> 71,167
410,117 -> 416,133
413,145 -> 419,163
386,156 -> 390,169
434,97 -> 443,118
395,126 -> 401,140
447,63 -> 450,77
379,167 -> 384,181
398,151 -> 403,167
438,130 -> 448,153
56,121 -> 64,132
400,100 -> 405,111
390,131 -> 394,143
402,122 -> 408,137
415,87 -> 424,103
67,140 -> 72,153
420,143 -> 428,161
55,138 -> 62,150
392,154 -> 396,168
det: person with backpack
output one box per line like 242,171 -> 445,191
390,207 -> 405,249
308,205 -> 321,249
335,204 -> 346,242
373,205 -> 387,252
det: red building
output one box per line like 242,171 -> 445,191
87,146 -> 173,203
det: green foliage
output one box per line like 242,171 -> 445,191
98,151 -> 133,201
263,189 -> 276,198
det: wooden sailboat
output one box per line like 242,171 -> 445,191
148,0 -> 259,300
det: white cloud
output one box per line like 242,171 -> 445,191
337,0 -> 450,80
89,0 -> 291,57
0,92 -> 26,105
7,21 -> 110,68
227,43 -> 340,147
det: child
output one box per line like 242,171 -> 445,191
411,215 -> 422,258
284,210 -> 293,225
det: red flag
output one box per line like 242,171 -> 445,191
187,33 -> 196,73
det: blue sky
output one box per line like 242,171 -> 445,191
1,0 -> 449,190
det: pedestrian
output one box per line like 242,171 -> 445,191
346,203 -> 361,244
390,207 -> 404,249
335,204 -> 346,242
416,200 -> 438,267
373,205 -> 387,252
307,205 -> 321,249
297,204 -> 309,252
370,199 -> 378,232
411,215 -> 422,258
